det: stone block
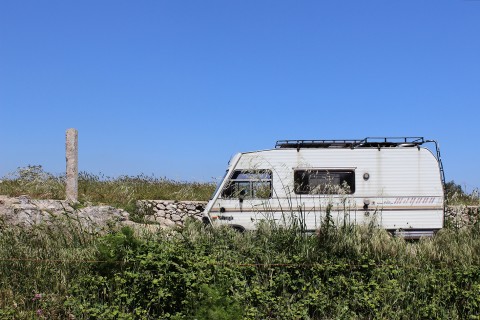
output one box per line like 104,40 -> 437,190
144,215 -> 157,223
155,210 -> 166,218
171,214 -> 182,222
163,219 -> 176,227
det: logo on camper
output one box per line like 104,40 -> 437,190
393,197 -> 437,205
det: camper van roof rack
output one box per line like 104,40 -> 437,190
275,137 -> 426,149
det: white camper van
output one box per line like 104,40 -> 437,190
203,137 -> 446,238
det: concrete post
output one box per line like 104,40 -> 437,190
66,128 -> 78,202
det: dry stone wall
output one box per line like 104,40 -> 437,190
136,200 -> 207,227
0,196 -> 207,231
445,205 -> 480,228
0,195 -> 129,233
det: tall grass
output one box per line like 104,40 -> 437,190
0,217 -> 98,318
445,180 -> 480,206
0,166 -> 216,212
0,165 -> 65,199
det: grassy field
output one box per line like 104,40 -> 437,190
0,166 -> 479,319
0,165 -> 216,212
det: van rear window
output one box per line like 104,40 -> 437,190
222,170 -> 272,199
294,170 -> 355,195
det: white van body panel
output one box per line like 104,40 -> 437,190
204,146 -> 444,232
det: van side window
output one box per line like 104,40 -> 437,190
222,170 -> 272,199
294,170 -> 355,194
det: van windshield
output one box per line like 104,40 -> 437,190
222,169 -> 272,199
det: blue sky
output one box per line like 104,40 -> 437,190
1,1 -> 479,190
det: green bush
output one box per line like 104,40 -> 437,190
1,220 -> 480,319
58,221 -> 480,319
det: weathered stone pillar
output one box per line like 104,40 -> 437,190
66,128 -> 78,202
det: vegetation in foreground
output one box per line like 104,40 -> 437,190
0,218 -> 480,319
0,166 -> 479,319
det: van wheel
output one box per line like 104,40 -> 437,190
202,217 -> 211,226
231,226 -> 245,233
